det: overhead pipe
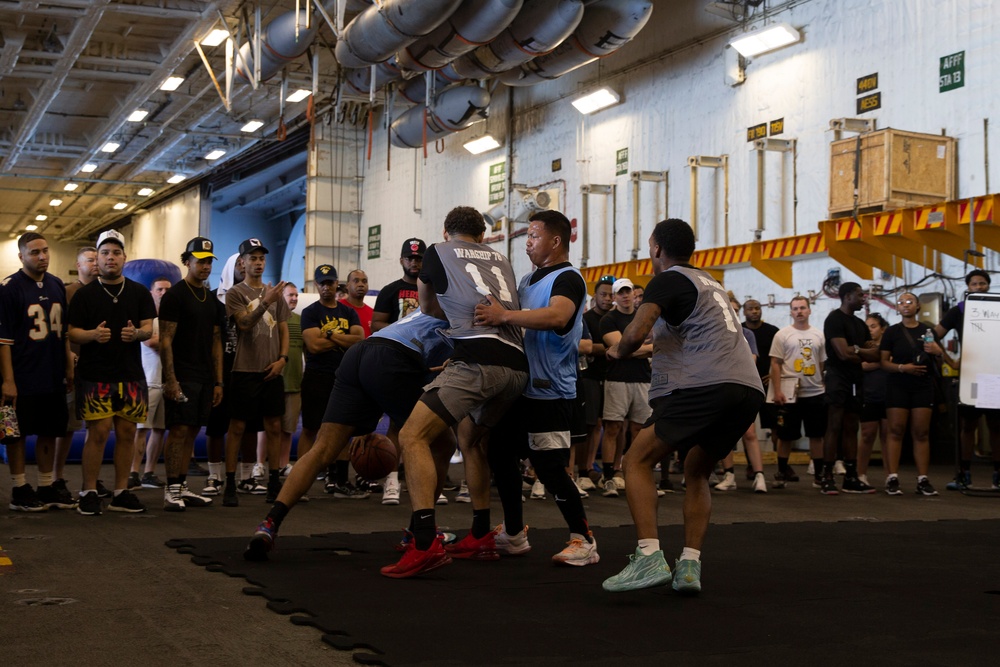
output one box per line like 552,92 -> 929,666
389,85 -> 490,148
345,58 -> 405,96
398,69 -> 463,105
334,0 -> 465,69
396,0 -> 523,73
501,0 -> 652,86
451,0 -> 584,79
235,9 -> 321,84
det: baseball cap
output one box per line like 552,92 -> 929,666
612,278 -> 634,294
400,238 -> 427,258
238,238 -> 268,256
314,264 -> 338,284
185,237 -> 217,260
97,229 -> 125,250
596,274 -> 616,286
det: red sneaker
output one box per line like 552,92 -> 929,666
381,536 -> 452,578
444,531 -> 499,561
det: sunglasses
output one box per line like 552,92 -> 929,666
597,275 -> 616,285
897,299 -> 916,305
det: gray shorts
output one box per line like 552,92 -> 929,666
138,385 -> 165,430
603,380 -> 652,423
420,361 -> 528,428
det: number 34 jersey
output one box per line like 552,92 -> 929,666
0,270 -> 68,395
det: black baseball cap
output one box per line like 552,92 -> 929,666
401,238 -> 426,258
314,264 -> 337,284
185,237 -> 217,259
238,238 -> 268,256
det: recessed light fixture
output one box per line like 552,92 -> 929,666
34,214 -> 46,221
204,149 -> 226,161
101,141 -> 120,153
571,86 -> 621,115
160,76 -> 184,91
729,23 -> 802,58
167,174 -> 186,184
463,135 -> 502,155
127,109 -> 149,122
49,198 -> 62,206
241,119 -> 265,133
137,187 -> 154,196
286,89 -> 311,103
81,163 -> 97,173
201,28 -> 229,47
63,182 -> 79,191
113,202 -> 128,210
26,224 -> 39,231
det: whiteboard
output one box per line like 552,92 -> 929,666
959,292 -> 1000,406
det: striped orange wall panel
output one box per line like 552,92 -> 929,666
759,233 -> 825,260
957,198 -> 993,224
873,211 -> 904,236
836,218 -> 863,241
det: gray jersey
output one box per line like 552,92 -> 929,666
649,265 -> 763,399
434,239 -> 523,352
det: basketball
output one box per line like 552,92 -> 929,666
350,432 -> 398,480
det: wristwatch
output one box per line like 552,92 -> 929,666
853,345 -> 861,354
279,354 -> 289,362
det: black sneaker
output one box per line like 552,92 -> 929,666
77,490 -> 103,516
50,479 -> 77,508
9,483 -> 46,512
916,478 -> 939,496
223,484 -> 239,507
187,461 -> 209,476
819,476 -> 840,495
141,472 -> 166,489
330,482 -> 370,499
778,466 -> 799,482
96,480 -> 112,499
109,490 -> 146,513
658,478 -> 676,493
127,472 -> 142,490
841,476 -> 876,494
441,476 -> 458,492
37,483 -> 77,510
885,476 -> 903,496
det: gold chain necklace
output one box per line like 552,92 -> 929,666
184,278 -> 207,302
98,277 -> 125,303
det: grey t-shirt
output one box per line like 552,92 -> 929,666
226,281 -> 290,373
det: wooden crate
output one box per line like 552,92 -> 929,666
829,128 -> 956,217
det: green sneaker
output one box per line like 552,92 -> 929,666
671,558 -> 702,595
602,548 -> 672,592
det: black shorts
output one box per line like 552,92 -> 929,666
885,382 -> 934,410
758,402 -> 778,430
958,404 -> 1000,423
776,394 -> 827,441
14,391 -> 68,437
205,383 -> 230,437
301,370 -> 336,431
860,401 -> 886,423
228,372 -> 285,422
164,380 -> 214,428
323,340 -> 428,433
824,369 -> 863,413
645,383 -> 764,462
570,384 -> 587,442
579,377 -> 603,426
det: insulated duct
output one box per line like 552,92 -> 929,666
500,0 -> 653,86
335,0 -> 465,69
389,85 -> 490,148
235,9 -> 320,83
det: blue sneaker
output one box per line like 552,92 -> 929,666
244,517 -> 278,561
603,548 -> 672,592
946,471 -> 971,491
671,558 -> 702,595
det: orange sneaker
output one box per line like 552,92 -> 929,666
381,536 -> 452,578
444,531 -> 499,561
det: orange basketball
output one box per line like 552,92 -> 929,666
349,432 -> 398,480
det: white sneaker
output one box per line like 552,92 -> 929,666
601,478 -> 619,497
180,483 -> 213,507
436,493 -> 448,505
807,460 -> 815,476
163,484 -> 185,512
279,464 -> 293,477
752,472 -> 768,494
455,480 -> 471,503
714,471 -> 737,491
834,460 -> 847,476
450,449 -> 463,464
612,473 -> 626,490
530,480 -> 546,499
574,477 -> 589,498
577,476 -> 596,491
494,523 -> 531,555
251,462 -> 265,480
382,476 -> 401,505
202,476 -> 222,496
552,534 -> 600,566
858,473 -> 870,486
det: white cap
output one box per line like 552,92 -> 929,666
97,229 -> 125,251
612,278 -> 634,294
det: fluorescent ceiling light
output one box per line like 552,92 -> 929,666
729,23 -> 801,58
81,163 -> 97,173
167,174 -> 186,184
204,149 -> 226,160
201,28 -> 229,47
160,76 -> 184,91
25,224 -> 39,231
63,182 -> 79,191
34,215 -> 46,221
571,86 -> 621,115
137,187 -> 155,196
127,109 -> 149,122
241,119 -> 265,133
113,202 -> 128,210
49,198 -> 62,206
286,89 -> 311,103
463,135 -> 501,155
101,141 -> 120,153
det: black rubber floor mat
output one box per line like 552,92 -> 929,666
167,520 -> 1000,666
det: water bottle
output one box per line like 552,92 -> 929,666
922,330 -> 935,345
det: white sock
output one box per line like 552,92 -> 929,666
241,463 -> 253,480
917,475 -> 928,482
886,473 -> 898,481
638,539 -> 660,556
680,547 -> 701,562
386,471 -> 398,483
80,489 -> 96,497
208,462 -> 223,479
38,471 -> 54,488
12,473 -> 27,488
114,489 -> 124,497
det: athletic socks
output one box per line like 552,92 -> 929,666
226,471 -> 237,487
336,460 -> 349,485
638,539 -> 660,556
723,467 -> 734,475
812,458 -> 825,478
269,469 -> 280,487
411,510 -> 437,550
38,471 -> 53,488
208,461 -> 224,479
844,459 -> 858,478
680,547 -> 701,562
267,501 -> 290,528
777,456 -> 790,472
241,463 -> 253,480
12,473 -> 26,487
602,461 -> 614,481
471,509 -> 491,539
